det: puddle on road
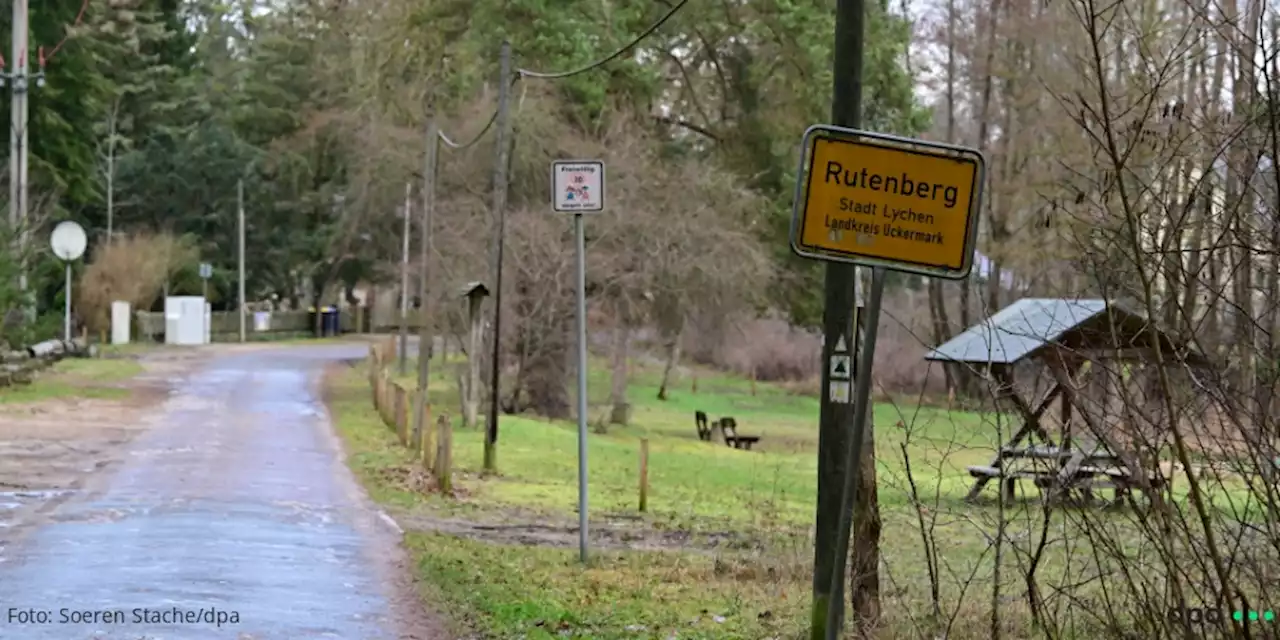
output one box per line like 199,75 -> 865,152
0,490 -> 79,528
0,490 -> 77,501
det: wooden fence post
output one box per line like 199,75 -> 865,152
380,371 -> 393,427
421,395 -> 435,471
435,414 -> 453,493
395,385 -> 409,446
369,347 -> 380,406
639,438 -> 649,512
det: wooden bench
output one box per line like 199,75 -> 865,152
694,411 -> 713,441
718,417 -> 760,450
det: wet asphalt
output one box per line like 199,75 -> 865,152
0,344 -> 404,639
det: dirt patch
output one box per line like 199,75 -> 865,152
386,506 -> 763,554
0,350 -> 210,533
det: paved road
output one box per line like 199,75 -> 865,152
0,344 -> 419,639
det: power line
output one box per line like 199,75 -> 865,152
436,75 -> 524,150
438,112 -> 497,150
515,0 -> 690,80
437,88 -> 505,150
40,0 -> 92,66
435,0 -> 690,149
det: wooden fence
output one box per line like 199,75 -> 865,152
133,309 -> 363,342
132,307 -> 433,342
367,337 -> 453,493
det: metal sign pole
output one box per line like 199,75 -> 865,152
49,222 -> 86,342
574,211 -> 590,564
824,266 -> 885,639
63,262 -> 71,342
237,179 -> 246,344
551,158 -> 604,566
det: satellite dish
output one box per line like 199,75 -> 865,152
50,221 -> 88,261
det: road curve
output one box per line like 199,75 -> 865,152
0,344 -> 422,639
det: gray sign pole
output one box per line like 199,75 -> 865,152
237,179 -> 246,343
50,222 -> 87,344
553,159 -> 603,565
573,210 -> 589,564
63,263 -> 71,341
825,266 -> 885,639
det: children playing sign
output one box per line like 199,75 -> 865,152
552,161 -> 605,213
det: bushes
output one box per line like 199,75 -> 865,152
76,232 -> 199,333
714,316 -> 821,382
679,289 -> 951,399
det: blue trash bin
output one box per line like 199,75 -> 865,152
321,307 -> 340,336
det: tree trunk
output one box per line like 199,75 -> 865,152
850,378 -> 882,631
926,280 -> 956,393
105,99 -> 118,242
1264,15 -> 1280,430
1202,16 -> 1231,359
957,0 -> 1003,403
1233,0 -> 1263,423
609,322 -> 631,425
657,318 -> 684,401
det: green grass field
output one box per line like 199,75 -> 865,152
326,352 -> 1274,639
0,357 -> 143,403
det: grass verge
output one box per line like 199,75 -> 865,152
325,361 -> 813,639
0,357 -> 143,404
328,352 -> 1268,639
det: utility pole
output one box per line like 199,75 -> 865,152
5,0 -> 40,315
412,113 -> 439,452
483,41 -> 513,473
398,182 -> 412,376
811,0 -> 867,637
237,179 -> 246,343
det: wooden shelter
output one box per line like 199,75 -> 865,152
925,298 -> 1207,505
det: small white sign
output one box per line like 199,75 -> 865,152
199,263 -> 213,279
830,354 -> 851,380
834,335 -> 848,353
829,379 -> 851,404
552,160 -> 605,213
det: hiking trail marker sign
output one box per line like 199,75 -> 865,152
789,125 -> 986,279
552,160 -> 605,213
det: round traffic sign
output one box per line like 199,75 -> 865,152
50,221 -> 88,261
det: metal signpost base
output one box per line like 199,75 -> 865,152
551,159 -> 605,566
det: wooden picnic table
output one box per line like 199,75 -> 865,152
969,444 -> 1161,504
